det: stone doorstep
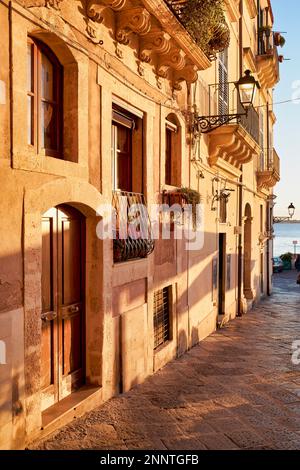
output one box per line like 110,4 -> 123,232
28,386 -> 103,448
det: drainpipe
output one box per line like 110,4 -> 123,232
9,0 -> 13,167
266,102 -> 271,296
237,0 -> 244,317
186,82 -> 192,348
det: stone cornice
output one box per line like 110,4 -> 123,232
245,0 -> 257,19
22,0 -> 63,8
223,0 -> 240,23
22,0 -> 212,89
141,0 -> 211,71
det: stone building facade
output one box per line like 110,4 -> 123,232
0,0 -> 281,449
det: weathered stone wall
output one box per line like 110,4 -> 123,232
0,0 -> 278,449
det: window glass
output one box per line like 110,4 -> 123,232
41,52 -> 54,101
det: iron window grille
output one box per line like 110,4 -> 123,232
112,191 -> 155,263
153,286 -> 172,350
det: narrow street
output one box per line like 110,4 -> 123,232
33,272 -> 300,451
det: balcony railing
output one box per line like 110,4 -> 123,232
257,148 -> 280,190
258,28 -> 274,56
256,29 -> 280,89
112,191 -> 155,263
259,148 -> 280,173
208,81 -> 260,144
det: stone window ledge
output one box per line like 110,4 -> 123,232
12,153 -> 88,179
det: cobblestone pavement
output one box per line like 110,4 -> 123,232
32,271 -> 300,450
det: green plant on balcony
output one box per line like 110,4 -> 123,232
180,187 -> 202,229
274,32 -> 286,47
258,25 -> 272,37
178,0 -> 230,56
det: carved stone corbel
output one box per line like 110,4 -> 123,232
86,18 -> 104,44
116,7 -> 151,45
173,64 -> 198,90
24,0 -> 63,8
157,48 -> 186,79
86,0 -> 127,23
139,31 -> 171,63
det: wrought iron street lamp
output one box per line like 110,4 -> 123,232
273,203 -> 296,223
195,70 -> 260,134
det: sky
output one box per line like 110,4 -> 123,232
272,0 -> 300,218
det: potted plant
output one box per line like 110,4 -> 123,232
280,252 -> 293,270
279,36 -> 286,47
259,25 -> 272,37
274,32 -> 282,46
179,0 -> 230,56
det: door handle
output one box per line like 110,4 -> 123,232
41,311 -> 57,322
70,305 -> 80,314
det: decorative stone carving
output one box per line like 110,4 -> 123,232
86,0 -> 127,23
156,76 -> 163,89
256,170 -> 280,190
137,62 -> 145,77
116,7 -> 152,45
157,48 -> 185,78
140,31 -> 171,63
173,63 -> 198,90
208,125 -> 259,169
114,42 -> 124,59
86,18 -> 104,44
24,0 -> 63,8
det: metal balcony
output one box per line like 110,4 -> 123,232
257,29 -> 280,89
257,148 -> 280,190
208,81 -> 260,144
204,81 -> 260,169
112,191 -> 155,263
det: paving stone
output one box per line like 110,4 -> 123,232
31,272 -> 300,451
198,433 -> 239,450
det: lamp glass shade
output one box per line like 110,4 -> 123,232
288,203 -> 295,218
236,70 -> 258,110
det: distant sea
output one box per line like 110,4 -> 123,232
273,223 -> 300,257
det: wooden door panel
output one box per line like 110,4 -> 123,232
61,218 -> 82,306
62,314 -> 82,376
41,205 -> 85,408
41,216 -> 55,391
58,206 -> 85,398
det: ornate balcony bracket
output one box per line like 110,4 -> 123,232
140,31 -> 172,63
257,170 -> 280,190
257,55 -> 279,89
173,64 -> 198,90
86,0 -> 127,23
208,125 -> 260,169
195,113 -> 244,135
116,7 -> 152,45
157,47 -> 186,78
24,0 -> 63,8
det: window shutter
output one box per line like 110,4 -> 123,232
112,109 -> 136,129
218,49 -> 229,117
259,109 -> 264,170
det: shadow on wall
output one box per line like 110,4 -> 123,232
0,225 -> 259,447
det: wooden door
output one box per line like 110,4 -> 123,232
218,234 -> 226,316
41,205 -> 85,410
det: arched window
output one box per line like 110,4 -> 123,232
27,38 -> 63,157
165,114 -> 181,187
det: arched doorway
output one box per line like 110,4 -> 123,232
243,203 -> 253,300
41,205 -> 85,410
